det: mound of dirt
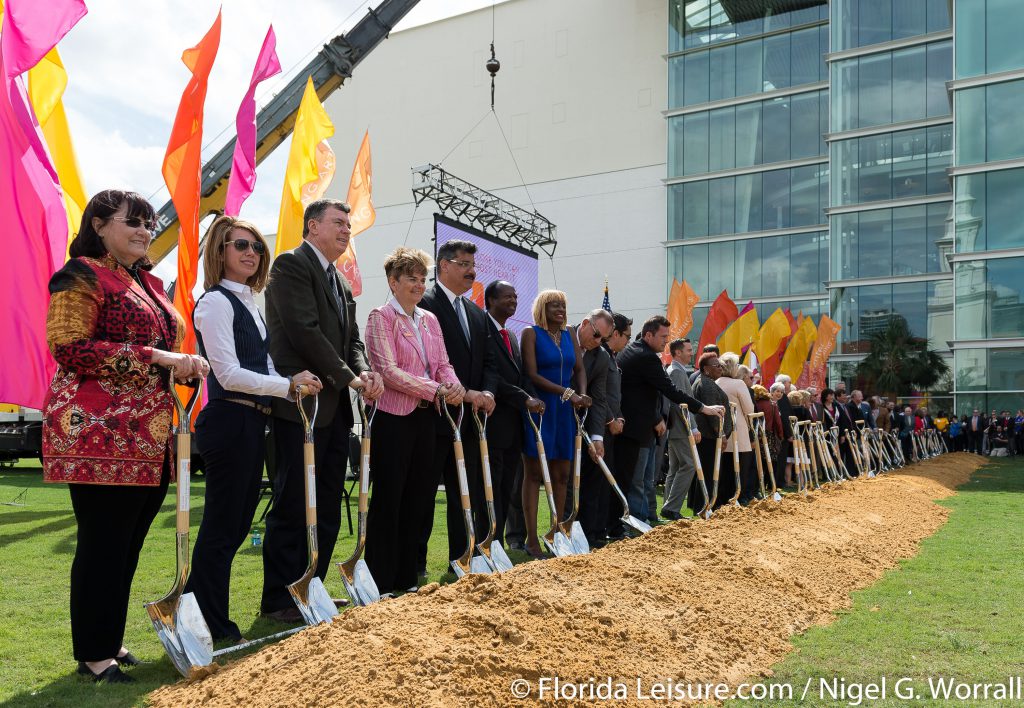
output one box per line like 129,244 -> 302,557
150,454 -> 982,707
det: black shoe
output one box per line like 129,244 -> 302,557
77,663 -> 135,684
660,509 -> 682,521
261,607 -> 303,623
114,651 -> 141,667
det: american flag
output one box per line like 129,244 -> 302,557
602,278 -> 611,311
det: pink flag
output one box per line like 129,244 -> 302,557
0,0 -> 85,407
224,26 -> 280,216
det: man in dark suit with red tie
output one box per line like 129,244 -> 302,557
482,280 -> 543,550
417,240 -> 498,577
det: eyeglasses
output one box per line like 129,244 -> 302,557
112,216 -> 157,232
225,238 -> 266,255
590,321 -> 609,344
445,258 -> 475,269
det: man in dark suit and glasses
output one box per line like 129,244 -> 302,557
260,199 -> 383,621
417,239 -> 498,575
481,280 -> 543,550
569,309 -> 614,538
615,316 -> 724,531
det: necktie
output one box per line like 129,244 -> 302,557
455,296 -> 471,343
500,328 -> 513,357
326,264 -> 345,326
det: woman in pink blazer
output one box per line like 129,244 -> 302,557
364,247 -> 465,594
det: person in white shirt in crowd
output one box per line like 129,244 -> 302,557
186,216 -> 321,643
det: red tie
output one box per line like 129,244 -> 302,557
500,328 -> 513,357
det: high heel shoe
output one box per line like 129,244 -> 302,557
77,662 -> 136,684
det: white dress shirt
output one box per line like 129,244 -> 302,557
193,279 -> 291,399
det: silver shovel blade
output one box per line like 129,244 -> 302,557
568,521 -> 590,554
341,559 -> 380,607
470,554 -> 493,574
481,542 -> 514,572
291,576 -> 337,626
549,531 -> 575,557
148,592 -> 213,678
624,514 -> 653,534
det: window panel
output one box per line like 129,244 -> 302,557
790,165 -> 821,227
671,0 -> 827,52
708,107 -> 736,173
790,27 -> 820,87
762,169 -> 791,230
955,256 -> 1024,339
734,238 -> 762,299
708,241 -> 735,296
955,0 -> 986,78
891,129 -> 927,199
682,181 -> 709,238
955,87 -> 985,165
926,42 -> 952,118
890,205 -> 927,277
682,113 -> 710,176
892,46 -> 926,123
734,173 -> 762,233
708,44 -> 736,102
761,235 -> 790,297
734,102 -> 762,168
762,32 -> 791,91
790,232 -> 821,293
987,0 -> 1024,74
761,97 -> 791,164
985,169 -> 1024,251
986,80 -> 1024,163
735,40 -> 764,97
790,92 -> 821,160
683,51 -> 709,106
708,178 -> 735,236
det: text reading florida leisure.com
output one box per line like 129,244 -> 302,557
508,676 -> 1024,703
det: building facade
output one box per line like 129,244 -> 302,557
669,0 -> 1022,412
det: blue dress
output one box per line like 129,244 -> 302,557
523,326 -> 575,461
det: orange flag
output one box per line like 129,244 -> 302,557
805,315 -> 842,391
661,279 -> 700,364
163,10 -> 221,358
697,289 -> 738,355
335,130 -> 375,297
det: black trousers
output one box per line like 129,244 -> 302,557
365,408 -> 437,594
607,435 -> 641,535
579,434 -> 615,541
736,450 -> 757,502
504,462 -> 526,546
185,401 -> 266,640
417,420 -> 487,568
486,441 -> 521,549
261,413 -> 349,613
68,467 -> 169,662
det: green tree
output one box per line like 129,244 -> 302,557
855,316 -> 950,399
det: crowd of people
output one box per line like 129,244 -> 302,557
39,189 -> 968,685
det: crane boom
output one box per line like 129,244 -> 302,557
147,0 -> 421,264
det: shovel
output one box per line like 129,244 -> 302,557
443,404 -> 493,576
746,412 -> 768,500
525,411 -> 575,556
680,404 -> 710,516
726,402 -> 742,507
144,377 -> 213,678
557,409 -> 590,555
755,414 -> 782,501
470,410 -> 514,573
705,411 -> 725,518
336,402 -> 380,606
788,416 -> 806,494
581,429 -> 651,535
286,388 -> 338,626
828,426 -> 852,480
856,422 -> 876,477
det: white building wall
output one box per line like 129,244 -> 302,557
317,0 -> 668,326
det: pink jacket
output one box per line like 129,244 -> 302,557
365,302 -> 460,416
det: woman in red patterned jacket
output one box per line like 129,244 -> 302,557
363,246 -> 464,594
43,189 -> 208,684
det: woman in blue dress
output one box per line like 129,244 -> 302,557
519,290 -> 589,558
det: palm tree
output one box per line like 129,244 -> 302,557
855,316 -> 950,399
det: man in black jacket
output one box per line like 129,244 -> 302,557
567,309 -> 613,537
616,316 -> 724,525
417,240 -> 498,576
261,199 -> 383,620
481,280 -> 543,550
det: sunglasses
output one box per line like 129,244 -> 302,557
112,216 -> 157,232
225,238 -> 266,255
590,321 -> 609,344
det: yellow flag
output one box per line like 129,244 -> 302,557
778,316 -> 819,383
718,307 -> 760,358
26,48 -> 87,254
274,78 -> 335,255
753,307 -> 790,360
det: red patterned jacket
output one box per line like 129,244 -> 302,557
42,255 -> 184,486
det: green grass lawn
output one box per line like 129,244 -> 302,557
726,455 -> 1024,707
3,456 -> 1019,707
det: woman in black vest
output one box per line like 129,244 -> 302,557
187,215 -> 320,642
